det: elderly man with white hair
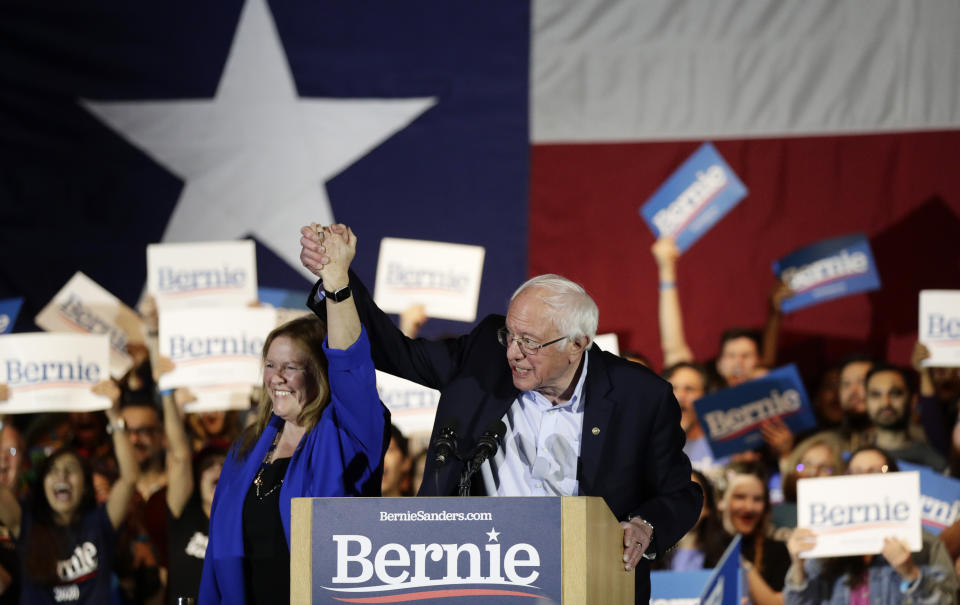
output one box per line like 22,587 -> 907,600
300,224 -> 702,604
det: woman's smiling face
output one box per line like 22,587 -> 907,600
43,453 -> 85,523
723,473 -> 766,536
263,336 -> 317,424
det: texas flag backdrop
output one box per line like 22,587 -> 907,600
2,1 -> 959,378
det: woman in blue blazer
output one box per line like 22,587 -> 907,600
198,225 -> 388,605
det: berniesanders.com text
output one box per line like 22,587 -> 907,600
379,511 -> 493,522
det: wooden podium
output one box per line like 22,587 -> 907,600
291,496 -> 633,604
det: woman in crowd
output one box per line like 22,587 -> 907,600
720,460 -> 791,605
653,469 -> 728,571
785,446 -> 959,604
0,381 -> 139,604
772,432 -> 845,540
198,225 -> 389,605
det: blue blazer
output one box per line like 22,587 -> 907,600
198,327 -> 389,605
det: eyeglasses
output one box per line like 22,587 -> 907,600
263,362 -> 308,378
126,426 -> 161,438
795,462 -> 835,476
497,327 -> 567,356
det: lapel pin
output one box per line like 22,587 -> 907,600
591,427 -> 600,435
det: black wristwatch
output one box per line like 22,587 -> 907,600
323,284 -> 352,303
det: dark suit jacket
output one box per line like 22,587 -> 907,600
309,274 -> 702,603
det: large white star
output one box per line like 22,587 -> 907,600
83,0 -> 435,280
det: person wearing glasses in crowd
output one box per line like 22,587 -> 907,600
785,446 -> 959,604
199,225 -> 389,605
300,224 -> 702,605
772,432 -> 846,541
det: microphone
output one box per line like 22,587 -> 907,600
432,418 -> 459,466
467,420 -> 507,467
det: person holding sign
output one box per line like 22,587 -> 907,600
0,380 -> 139,604
785,447 -> 959,604
300,224 -> 703,605
198,226 -> 389,605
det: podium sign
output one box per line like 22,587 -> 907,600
292,496 -> 631,604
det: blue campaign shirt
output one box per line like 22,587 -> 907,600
17,505 -> 116,605
481,354 -> 588,497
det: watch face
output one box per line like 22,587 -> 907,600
326,286 -> 351,302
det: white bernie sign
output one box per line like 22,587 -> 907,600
147,240 -> 258,310
797,471 -> 921,558
373,238 -> 485,322
35,271 -> 146,379
919,290 -> 960,367
0,333 -> 111,413
158,307 -> 275,390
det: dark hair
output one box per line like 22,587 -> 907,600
193,444 -> 228,482
864,363 -> 914,399
846,445 -> 901,473
691,470 -> 729,568
838,353 -> 876,375
718,328 -> 762,356
23,448 -> 97,585
389,424 -> 409,458
663,362 -> 708,390
235,316 -> 331,460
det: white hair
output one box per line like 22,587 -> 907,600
510,274 -> 598,347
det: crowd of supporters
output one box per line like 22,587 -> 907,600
0,234 -> 958,604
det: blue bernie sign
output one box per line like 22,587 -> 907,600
700,534 -> 741,605
773,233 -> 881,314
310,497 -> 562,604
897,461 -> 960,536
695,364 -> 817,458
639,142 -> 748,252
651,570 -> 711,603
0,298 -> 23,334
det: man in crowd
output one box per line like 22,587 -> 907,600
300,224 -> 702,604
836,354 -> 876,451
116,402 -> 168,603
865,364 -> 947,472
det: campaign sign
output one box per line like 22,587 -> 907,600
694,364 -> 816,458
181,384 -> 254,413
898,461 -> 960,536
0,333 -> 110,413
919,290 -> 960,367
650,570 -> 710,605
773,233 -> 881,314
309,497 -> 562,604
147,240 -> 257,309
34,271 -> 147,379
699,534 -> 741,605
639,142 -> 748,252
593,333 -> 620,356
0,298 -> 23,334
376,370 -> 439,436
157,307 -> 275,390
797,471 -> 922,558
374,238 -> 485,322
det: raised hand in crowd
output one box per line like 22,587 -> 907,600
399,303 -> 428,339
651,237 -> 694,367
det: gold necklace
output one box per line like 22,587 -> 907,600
253,430 -> 284,499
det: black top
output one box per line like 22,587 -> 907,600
741,535 -> 791,592
242,456 -> 291,605
167,496 -> 209,605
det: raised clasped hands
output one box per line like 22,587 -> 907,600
299,223 -> 355,289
